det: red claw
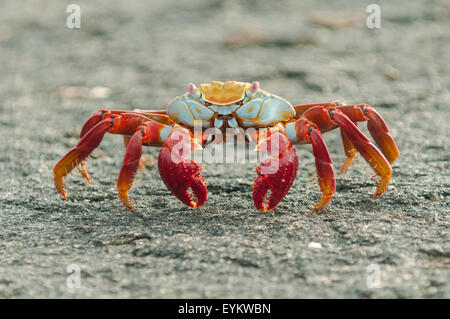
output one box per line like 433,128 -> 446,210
253,129 -> 298,211
158,128 -> 207,208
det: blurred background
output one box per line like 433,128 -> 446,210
0,0 -> 448,298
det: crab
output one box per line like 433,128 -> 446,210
53,81 -> 400,213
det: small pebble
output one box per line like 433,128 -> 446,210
308,242 -> 322,249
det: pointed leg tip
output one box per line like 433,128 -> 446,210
119,191 -> 135,211
372,173 -> 390,199
309,204 -> 326,214
54,177 -> 68,200
372,187 -> 388,199
56,189 -> 68,200
124,203 -> 135,211
372,191 -> 385,200
338,157 -> 354,176
310,207 -> 322,214
138,160 -> 146,173
78,165 -> 93,184
309,194 -> 333,214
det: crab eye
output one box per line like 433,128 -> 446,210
250,81 -> 259,93
187,82 -> 196,94
187,82 -> 201,98
246,81 -> 260,98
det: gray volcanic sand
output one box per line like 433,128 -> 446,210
0,0 -> 448,298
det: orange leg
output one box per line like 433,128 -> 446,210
338,104 -> 400,164
123,136 -> 146,172
76,110 -> 153,183
339,122 -> 358,175
117,120 -> 172,210
294,102 -> 400,166
53,110 -> 159,200
303,106 -> 392,199
285,119 -> 336,213
293,101 -> 342,117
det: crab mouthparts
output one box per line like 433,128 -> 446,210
214,115 -> 238,128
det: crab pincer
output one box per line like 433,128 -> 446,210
158,126 -> 207,208
253,126 -> 298,211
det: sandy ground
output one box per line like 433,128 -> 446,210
0,0 -> 449,298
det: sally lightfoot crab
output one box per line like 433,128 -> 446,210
53,81 -> 399,213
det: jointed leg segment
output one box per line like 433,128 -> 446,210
117,120 -> 174,210
295,102 -> 400,165
300,105 -> 395,199
53,110 -> 172,208
285,119 -> 336,213
339,124 -> 358,175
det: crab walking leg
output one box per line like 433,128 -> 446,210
158,125 -> 206,208
293,101 -> 342,116
118,133 -> 143,210
123,136 -> 145,172
339,123 -> 358,175
54,118 -> 113,199
53,112 -> 149,199
285,119 -> 336,213
79,110 -> 132,138
253,124 -> 299,211
117,120 -> 172,210
294,102 -> 400,165
76,110 -> 138,184
77,110 -> 172,182
77,111 -> 109,184
304,106 -> 392,199
338,104 -> 400,164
